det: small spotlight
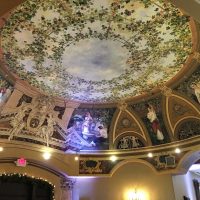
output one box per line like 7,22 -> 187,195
148,153 -> 153,158
175,148 -> 181,154
110,155 -> 117,162
43,152 -> 51,160
74,156 -> 79,161
0,147 -> 3,152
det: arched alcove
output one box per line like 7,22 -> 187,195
174,118 -> 200,140
0,163 -> 61,200
172,150 -> 200,200
0,173 -> 54,200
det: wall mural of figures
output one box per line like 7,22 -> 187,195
66,107 -> 116,151
117,135 -> 144,150
176,119 -> 200,140
131,97 -> 170,146
176,68 -> 200,105
146,104 -> 164,142
0,74 -> 13,110
144,105 -> 168,145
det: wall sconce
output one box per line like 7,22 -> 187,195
128,189 -> 143,200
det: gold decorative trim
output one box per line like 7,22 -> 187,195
193,51 -> 200,63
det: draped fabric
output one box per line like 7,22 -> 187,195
0,175 -> 53,200
0,182 -> 52,200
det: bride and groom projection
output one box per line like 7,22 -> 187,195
66,109 -> 113,150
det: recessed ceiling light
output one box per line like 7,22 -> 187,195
43,152 -> 51,160
110,155 -> 117,162
147,153 -> 153,158
74,156 -> 79,161
0,147 -> 4,152
175,148 -> 181,154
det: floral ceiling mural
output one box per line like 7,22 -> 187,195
0,0 -> 192,103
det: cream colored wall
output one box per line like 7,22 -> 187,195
0,163 -> 62,200
75,162 -> 176,200
0,140 -> 79,176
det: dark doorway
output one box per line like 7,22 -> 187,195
0,174 -> 54,200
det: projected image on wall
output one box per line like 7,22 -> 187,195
66,108 -> 115,151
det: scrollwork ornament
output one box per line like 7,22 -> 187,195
153,152 -> 176,170
117,101 -> 128,111
60,177 -> 75,190
160,85 -> 173,97
81,160 -> 102,174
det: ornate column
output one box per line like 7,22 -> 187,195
60,177 -> 75,200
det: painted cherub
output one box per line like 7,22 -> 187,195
9,102 -> 31,140
39,113 -> 56,146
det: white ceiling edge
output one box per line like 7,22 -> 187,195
189,164 -> 200,171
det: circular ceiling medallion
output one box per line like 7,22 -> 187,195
121,118 -> 131,128
0,0 -> 192,103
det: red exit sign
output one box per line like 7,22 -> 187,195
16,158 -> 27,167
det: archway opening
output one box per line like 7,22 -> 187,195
173,151 -> 200,200
0,173 -> 54,200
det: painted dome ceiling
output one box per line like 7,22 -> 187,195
0,0 -> 192,103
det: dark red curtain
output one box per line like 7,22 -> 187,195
0,175 -> 53,200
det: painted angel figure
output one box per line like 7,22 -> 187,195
9,102 -> 31,140
146,104 -> 164,141
39,113 -> 56,147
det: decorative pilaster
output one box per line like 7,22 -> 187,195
60,177 -> 75,200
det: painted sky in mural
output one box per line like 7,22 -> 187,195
1,0 -> 192,103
